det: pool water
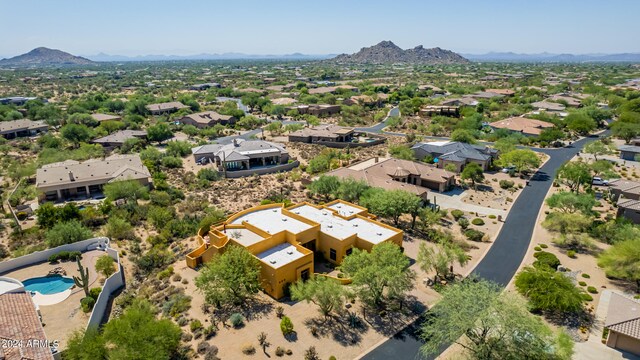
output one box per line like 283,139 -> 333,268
23,275 -> 75,295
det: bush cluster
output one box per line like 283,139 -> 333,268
48,250 -> 82,263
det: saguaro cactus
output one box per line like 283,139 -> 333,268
73,256 -> 90,297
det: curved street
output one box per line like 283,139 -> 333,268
362,133 -> 607,360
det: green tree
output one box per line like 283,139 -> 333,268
181,124 -> 199,138
417,240 -> 468,282
360,188 -> 422,227
542,212 -> 592,235
46,220 -> 92,247
545,191 -> 597,215
556,161 -> 591,193
146,123 -> 173,144
290,276 -> 346,319
566,112 -> 597,135
598,238 -> 640,291
95,255 -> 116,278
61,124 -> 92,147
103,180 -> 148,202
105,216 -> 134,240
339,242 -> 415,308
265,121 -> 283,136
460,163 -> 484,189
450,129 -> 476,143
611,121 -> 640,144
515,266 -> 585,313
195,245 -> 261,306
583,140 -> 613,161
498,149 -> 541,174
421,279 -> 573,360
388,144 -> 415,161
308,175 -> 341,201
102,300 -> 182,360
64,328 -> 107,360
335,177 -> 370,203
35,202 -> 60,228
166,140 -> 192,157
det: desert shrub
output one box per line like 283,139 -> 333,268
457,217 -> 469,229
471,218 -> 484,226
275,346 -> 285,357
578,281 -> 587,286
581,273 -> 590,278
204,346 -> 219,360
230,313 -> 244,328
190,319 -> 203,333
286,349 -> 293,355
488,214 -> 497,219
451,209 -> 464,220
89,287 -> 102,300
280,316 -> 294,335
540,243 -> 548,249
581,293 -> 594,301
534,246 -> 542,251
567,250 -> 576,258
242,343 -> 256,355
275,306 -> 284,318
162,293 -> 192,318
587,286 -> 598,294
203,325 -> 217,338
329,357 -> 336,360
499,180 -> 515,189
197,341 -> 210,354
177,317 -> 188,326
157,266 -> 174,280
48,250 -> 82,263
80,296 -> 95,313
532,251 -> 561,270
464,229 -> 485,242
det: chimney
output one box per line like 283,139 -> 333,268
374,156 -> 378,163
68,171 -> 75,182
233,139 -> 238,147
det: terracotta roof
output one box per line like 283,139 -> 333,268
0,291 -> 53,360
605,293 -> 640,340
485,89 -> 516,96
271,97 -> 298,106
608,179 -> 640,195
489,117 -> 554,135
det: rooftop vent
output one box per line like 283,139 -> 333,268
327,225 -> 333,228
281,218 -> 287,221
270,260 -> 277,264
322,212 -> 327,216
272,209 -> 277,212
353,224 -> 358,227
376,232 -> 383,236
286,250 -> 294,255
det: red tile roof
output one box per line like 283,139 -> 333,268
0,292 -> 53,360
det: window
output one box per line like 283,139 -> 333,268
345,248 -> 353,256
329,248 -> 336,261
301,269 -> 310,281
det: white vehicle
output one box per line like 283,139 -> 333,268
501,166 -> 516,173
592,177 -> 609,186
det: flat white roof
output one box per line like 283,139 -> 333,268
222,228 -> 265,247
230,207 -> 313,235
326,202 -> 366,217
292,204 -> 398,244
256,243 -> 306,268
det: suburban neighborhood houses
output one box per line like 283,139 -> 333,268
1,5 -> 640,360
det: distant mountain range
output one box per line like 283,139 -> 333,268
330,41 -> 470,65
464,52 -> 640,62
2,46 -> 639,67
85,52 -> 334,62
0,47 -> 94,66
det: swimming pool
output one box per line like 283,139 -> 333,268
23,275 -> 75,295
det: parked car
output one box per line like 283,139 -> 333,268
501,166 -> 516,173
592,177 -> 609,186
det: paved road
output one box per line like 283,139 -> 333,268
362,133 -> 608,360
355,107 -> 400,133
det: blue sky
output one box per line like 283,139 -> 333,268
1,0 -> 639,57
